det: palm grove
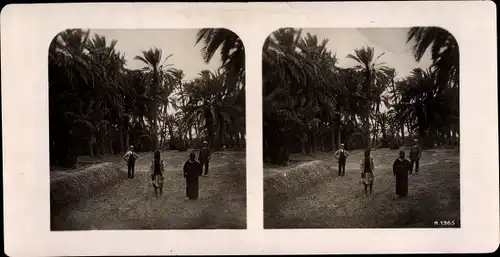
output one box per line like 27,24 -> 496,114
263,27 -> 459,165
50,29 -> 245,168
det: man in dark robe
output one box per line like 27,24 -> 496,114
334,143 -> 350,176
198,141 -> 211,176
409,139 -> 422,174
123,145 -> 139,179
393,149 -> 411,197
184,152 -> 202,200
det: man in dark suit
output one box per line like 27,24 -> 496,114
409,139 -> 422,174
198,141 -> 211,176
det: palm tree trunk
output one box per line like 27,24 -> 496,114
221,134 -> 226,149
452,125 -> 458,146
180,84 -> 191,147
109,139 -> 114,155
382,125 -> 388,147
119,127 -> 125,153
335,113 -> 342,151
363,114 -> 371,149
151,69 -> 160,151
168,124 -> 174,141
205,114 -> 215,150
238,133 -> 242,149
400,123 -> 405,143
153,109 -> 158,151
331,121 -> 336,151
125,131 -> 130,150
300,133 -> 306,155
194,122 -> 199,139
188,128 -> 193,147
337,127 -> 341,151
89,138 -> 94,157
406,121 -> 411,139
95,142 -> 101,156
161,125 -> 167,148
371,119 -> 377,147
100,136 -> 106,155
311,127 -> 317,154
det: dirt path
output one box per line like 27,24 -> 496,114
265,149 -> 460,229
52,151 -> 246,230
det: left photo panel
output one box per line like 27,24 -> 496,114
49,28 -> 246,230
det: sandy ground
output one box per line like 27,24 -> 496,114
51,150 -> 246,230
264,148 -> 460,229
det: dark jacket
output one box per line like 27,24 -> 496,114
199,147 -> 211,163
409,145 -> 421,160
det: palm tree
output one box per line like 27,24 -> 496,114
262,28 -> 344,163
407,27 -> 459,146
168,69 -> 193,143
85,33 -> 127,155
195,29 -> 246,151
346,46 -> 389,148
134,48 -> 175,151
374,112 -> 391,147
263,28 -> 310,162
49,28 -> 251,167
50,29 -> 98,165
407,27 -> 459,89
297,32 -> 342,152
184,70 -> 243,150
49,29 -> 132,166
121,69 -> 150,151
395,68 -> 452,146
171,69 -> 186,106
381,67 -> 407,142
195,28 -> 245,92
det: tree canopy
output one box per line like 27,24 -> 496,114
49,29 -> 246,168
262,27 -> 459,165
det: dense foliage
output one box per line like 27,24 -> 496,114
263,27 -> 459,165
49,29 -> 246,167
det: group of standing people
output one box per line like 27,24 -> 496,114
333,140 -> 422,197
122,141 -> 212,200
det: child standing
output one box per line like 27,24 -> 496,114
360,148 -> 375,197
150,150 -> 165,198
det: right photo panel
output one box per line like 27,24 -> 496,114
262,27 -> 460,229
